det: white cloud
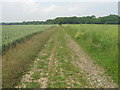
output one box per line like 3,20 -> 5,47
69,7 -> 78,12
21,0 -> 39,14
44,5 -> 56,13
1,2 -> 118,22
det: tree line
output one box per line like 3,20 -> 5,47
1,14 -> 119,25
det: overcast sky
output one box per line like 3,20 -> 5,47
0,0 -> 119,22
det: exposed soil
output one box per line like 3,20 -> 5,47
15,35 -> 54,88
15,29 -> 59,88
3,27 -> 56,88
65,32 -> 117,88
15,27 -> 118,88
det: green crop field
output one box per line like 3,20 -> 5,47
2,1 -> 119,88
2,25 -> 52,50
63,24 -> 118,83
2,24 -> 118,88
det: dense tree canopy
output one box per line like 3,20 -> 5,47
1,14 -> 119,25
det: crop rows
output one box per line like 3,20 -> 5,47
2,25 -> 51,51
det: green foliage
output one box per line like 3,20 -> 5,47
45,14 -> 119,24
1,14 -> 119,25
32,71 -> 42,80
64,24 -> 118,83
3,27 -> 54,88
47,28 -> 90,88
25,82 -> 40,88
2,25 -> 51,51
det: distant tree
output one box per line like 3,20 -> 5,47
2,14 -> 119,25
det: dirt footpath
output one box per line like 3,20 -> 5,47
16,27 -> 118,88
65,30 -> 117,88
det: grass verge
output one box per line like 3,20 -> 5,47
63,24 -> 118,83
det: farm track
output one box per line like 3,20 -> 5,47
63,30 -> 117,88
3,27 -> 56,88
16,26 -> 118,88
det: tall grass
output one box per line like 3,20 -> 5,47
64,24 -> 118,83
